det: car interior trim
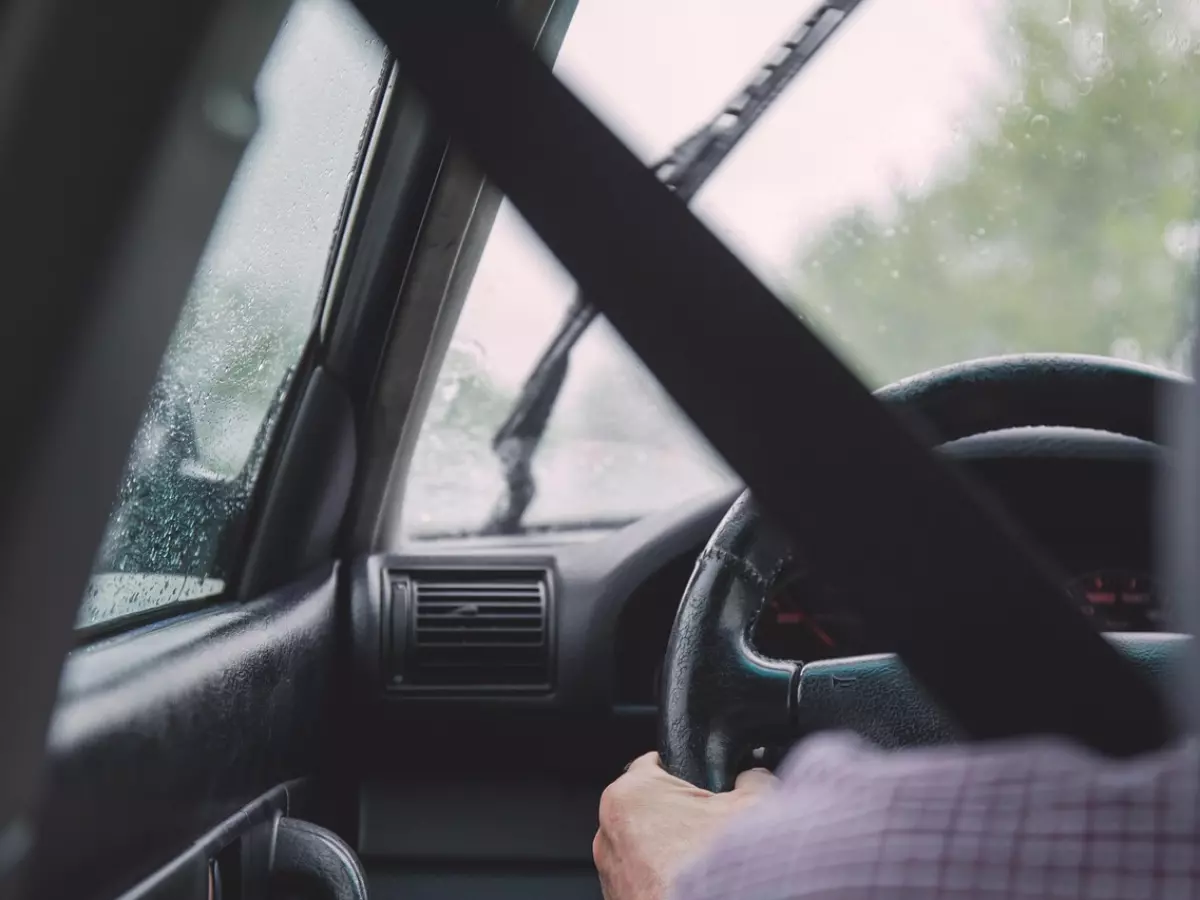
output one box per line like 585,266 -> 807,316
32,568 -> 338,899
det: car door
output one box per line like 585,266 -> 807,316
0,0 -> 442,896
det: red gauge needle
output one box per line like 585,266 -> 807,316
795,611 -> 835,648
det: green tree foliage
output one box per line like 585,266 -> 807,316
792,0 -> 1200,387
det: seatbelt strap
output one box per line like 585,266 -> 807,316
353,0 -> 1172,754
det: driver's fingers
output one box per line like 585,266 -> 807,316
733,766 -> 778,795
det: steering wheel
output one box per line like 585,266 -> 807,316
659,353 -> 1189,791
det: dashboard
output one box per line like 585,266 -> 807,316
351,427 -> 1165,781
607,427 -> 1162,707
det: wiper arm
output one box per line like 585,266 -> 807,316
480,0 -> 865,535
481,295 -> 596,534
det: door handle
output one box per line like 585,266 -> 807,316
269,816 -> 368,900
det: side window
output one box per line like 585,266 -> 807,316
80,0 -> 386,629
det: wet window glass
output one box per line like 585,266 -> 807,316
79,0 -> 386,629
696,0 -> 1200,384
402,0 -> 1200,541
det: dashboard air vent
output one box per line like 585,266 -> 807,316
387,569 -> 552,693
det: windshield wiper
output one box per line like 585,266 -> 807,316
480,0 -> 865,535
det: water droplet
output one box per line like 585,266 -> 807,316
884,228 -> 896,238
203,87 -> 257,140
1030,114 -> 1050,132
889,270 -> 900,279
976,227 -> 987,236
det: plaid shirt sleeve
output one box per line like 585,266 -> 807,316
671,731 -> 1200,900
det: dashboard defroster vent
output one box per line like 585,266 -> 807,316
386,569 -> 552,693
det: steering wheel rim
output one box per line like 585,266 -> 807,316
659,353 -> 1185,791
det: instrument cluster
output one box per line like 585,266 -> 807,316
754,568 -> 1164,663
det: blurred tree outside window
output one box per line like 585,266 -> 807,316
788,0 -> 1200,384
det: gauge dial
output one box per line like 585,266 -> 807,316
755,576 -> 874,662
1066,570 -> 1163,632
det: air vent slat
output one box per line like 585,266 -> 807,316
387,569 -> 552,694
417,618 -> 542,627
419,659 -> 544,668
418,627 -> 544,636
417,643 -> 540,648
417,606 -> 542,615
416,587 -> 542,597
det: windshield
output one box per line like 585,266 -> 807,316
402,0 -> 1200,540
697,0 -> 1199,383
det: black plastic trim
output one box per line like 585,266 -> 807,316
351,486 -> 740,715
325,76 -> 448,403
238,367 -> 358,600
117,782 -> 295,900
314,57 -> 396,344
29,567 -> 339,900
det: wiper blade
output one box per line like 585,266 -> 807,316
480,0 -> 865,535
481,295 -> 596,534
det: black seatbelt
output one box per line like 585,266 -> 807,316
354,1 -> 1172,755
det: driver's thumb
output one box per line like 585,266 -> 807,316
733,767 -> 778,796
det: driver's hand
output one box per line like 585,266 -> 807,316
593,752 -> 777,900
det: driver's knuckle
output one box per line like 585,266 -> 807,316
591,830 -> 604,864
598,782 -> 626,826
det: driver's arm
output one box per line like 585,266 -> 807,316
595,732 -> 1198,900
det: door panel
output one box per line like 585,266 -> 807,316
30,568 -> 338,899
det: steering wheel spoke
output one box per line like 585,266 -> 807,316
660,532 -> 798,792
796,634 -> 1188,751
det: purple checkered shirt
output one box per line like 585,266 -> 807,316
673,732 -> 1200,899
